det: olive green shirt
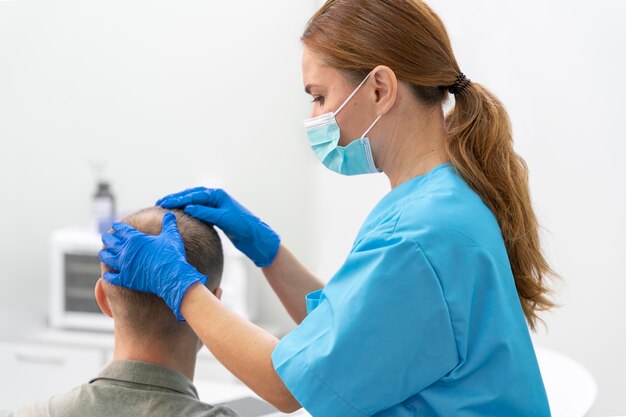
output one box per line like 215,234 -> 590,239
7,360 -> 240,417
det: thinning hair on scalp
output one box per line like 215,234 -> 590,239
102,207 -> 223,336
304,0 -> 555,329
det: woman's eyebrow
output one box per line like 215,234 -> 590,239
304,84 -> 322,94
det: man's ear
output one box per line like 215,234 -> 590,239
95,278 -> 113,318
212,287 -> 223,301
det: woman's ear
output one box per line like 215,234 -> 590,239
371,65 -> 398,115
95,278 -> 113,318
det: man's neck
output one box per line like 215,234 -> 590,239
112,329 -> 199,381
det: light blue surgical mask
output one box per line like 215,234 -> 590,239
304,72 -> 383,176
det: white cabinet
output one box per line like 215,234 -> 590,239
0,342 -> 104,411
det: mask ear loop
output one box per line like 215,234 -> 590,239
334,71 -> 373,116
360,114 -> 383,139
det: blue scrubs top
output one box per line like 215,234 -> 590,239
272,163 -> 550,417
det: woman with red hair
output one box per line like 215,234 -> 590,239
101,1 -> 554,415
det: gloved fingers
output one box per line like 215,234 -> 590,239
157,187 -> 213,208
161,212 -> 186,254
111,221 -> 140,239
161,187 -> 232,209
159,190 -> 211,209
156,186 -> 207,207
185,205 -> 224,226
99,249 -> 121,270
103,270 -> 122,286
161,211 -> 179,234
101,231 -> 122,250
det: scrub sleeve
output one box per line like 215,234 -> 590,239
271,232 -> 459,417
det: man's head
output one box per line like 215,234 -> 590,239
95,207 -> 223,342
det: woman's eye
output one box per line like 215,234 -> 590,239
311,96 -> 325,105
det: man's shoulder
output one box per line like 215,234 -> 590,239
4,359 -> 243,417
6,384 -> 86,417
5,388 -> 241,417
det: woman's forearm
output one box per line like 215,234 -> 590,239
180,283 -> 301,413
262,244 -> 325,324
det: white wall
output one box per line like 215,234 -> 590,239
0,0 -> 317,332
311,1 -> 626,415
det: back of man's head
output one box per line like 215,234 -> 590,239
100,207 -> 223,339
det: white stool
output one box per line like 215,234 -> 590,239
534,346 -> 597,417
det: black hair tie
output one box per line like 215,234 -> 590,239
448,73 -> 471,95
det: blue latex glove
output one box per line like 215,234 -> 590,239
156,188 -> 280,268
99,212 -> 206,321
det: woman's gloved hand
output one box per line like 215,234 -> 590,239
99,212 -> 206,321
156,188 -> 281,268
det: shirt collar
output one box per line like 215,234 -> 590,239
90,360 -> 199,399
